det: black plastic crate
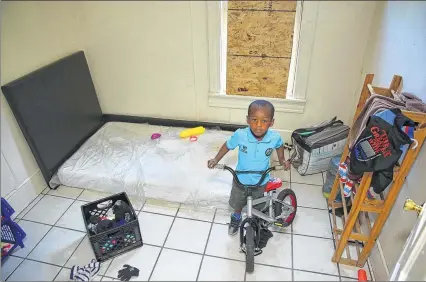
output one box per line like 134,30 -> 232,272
81,192 -> 143,262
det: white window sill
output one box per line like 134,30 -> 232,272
208,93 -> 306,114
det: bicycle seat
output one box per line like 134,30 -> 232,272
265,177 -> 282,192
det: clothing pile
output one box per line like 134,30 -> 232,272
348,92 -> 425,148
86,200 -> 135,236
70,259 -> 101,281
70,260 -> 140,281
337,90 -> 426,197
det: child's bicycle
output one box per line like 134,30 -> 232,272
214,164 -> 297,273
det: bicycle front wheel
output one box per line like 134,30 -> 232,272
245,224 -> 255,273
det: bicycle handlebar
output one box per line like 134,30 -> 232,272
214,164 -> 285,188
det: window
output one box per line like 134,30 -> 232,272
226,1 -> 297,99
207,1 -> 319,113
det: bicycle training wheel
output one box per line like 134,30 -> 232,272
245,225 -> 255,273
274,189 -> 297,227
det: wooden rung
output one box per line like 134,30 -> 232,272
364,212 -> 373,230
360,203 -> 383,213
331,202 -> 344,209
402,110 -> 426,123
363,199 -> 384,206
371,86 -> 392,97
351,194 -> 362,257
338,257 -> 359,267
333,229 -> 369,242
331,73 -> 426,268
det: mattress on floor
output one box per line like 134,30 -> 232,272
54,122 -> 238,208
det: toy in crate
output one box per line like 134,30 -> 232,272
81,192 -> 143,262
1,198 -> 26,262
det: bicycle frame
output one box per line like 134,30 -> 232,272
214,164 -> 295,224
214,163 -> 295,270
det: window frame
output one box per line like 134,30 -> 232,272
206,1 -> 319,113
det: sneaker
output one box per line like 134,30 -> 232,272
228,213 -> 241,235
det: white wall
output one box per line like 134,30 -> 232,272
82,1 -> 376,139
361,1 -> 426,100
0,1 -> 84,214
358,1 -> 426,280
0,1 -> 377,211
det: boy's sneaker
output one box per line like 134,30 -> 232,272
228,213 -> 241,235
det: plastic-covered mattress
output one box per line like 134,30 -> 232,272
53,122 -> 238,208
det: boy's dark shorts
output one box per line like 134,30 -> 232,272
229,181 -> 266,211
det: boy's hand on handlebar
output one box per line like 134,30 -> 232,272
280,160 -> 291,171
207,158 -> 218,169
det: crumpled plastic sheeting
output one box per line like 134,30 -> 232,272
54,122 -> 238,209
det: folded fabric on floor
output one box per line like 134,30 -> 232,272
71,259 -> 101,281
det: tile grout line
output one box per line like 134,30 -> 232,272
15,253 -> 344,282
200,252 -> 343,280
292,267 -> 342,280
326,198 -> 343,281
8,190 -> 81,281
46,188 -> 329,211
14,190 -> 46,220
140,239 -> 342,280
4,192 -> 48,281
15,256 -> 66,269
51,189 -> 86,282
141,209 -> 217,222
19,206 -> 211,228
10,218 -> 86,235
291,181 -> 324,187
147,203 -> 181,281
100,253 -> 115,279
58,189 -> 91,277
16,217 -> 343,280
12,181 -> 339,281
84,192 -> 147,280
11,229 -> 341,279
195,208 -> 217,281
136,196 -> 147,217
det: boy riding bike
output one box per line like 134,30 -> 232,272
207,100 -> 291,235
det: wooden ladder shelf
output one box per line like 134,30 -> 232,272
328,74 -> 426,267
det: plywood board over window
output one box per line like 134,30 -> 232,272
226,0 -> 297,99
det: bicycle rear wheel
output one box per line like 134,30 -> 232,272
274,189 -> 297,227
245,225 -> 255,273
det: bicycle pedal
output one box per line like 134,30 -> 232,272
274,222 -> 283,227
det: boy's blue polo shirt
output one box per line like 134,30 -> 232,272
226,127 -> 283,186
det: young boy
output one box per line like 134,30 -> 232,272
207,100 -> 290,235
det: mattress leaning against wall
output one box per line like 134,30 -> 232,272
53,122 -> 239,209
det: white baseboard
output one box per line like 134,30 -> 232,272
6,170 -> 46,218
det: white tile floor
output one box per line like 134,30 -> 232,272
2,169 -> 373,281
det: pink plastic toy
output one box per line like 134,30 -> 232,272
151,133 -> 161,140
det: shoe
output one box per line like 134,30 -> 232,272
228,214 -> 241,235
